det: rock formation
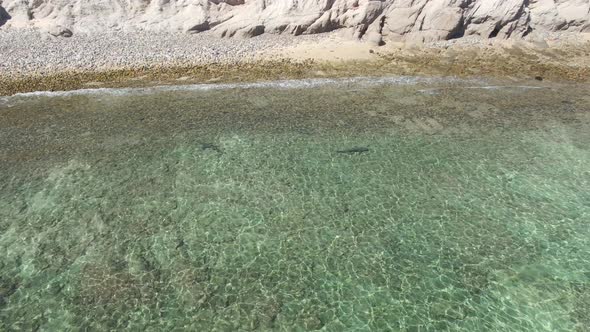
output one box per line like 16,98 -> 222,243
0,0 -> 589,41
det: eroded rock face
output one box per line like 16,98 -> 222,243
0,0 -> 588,41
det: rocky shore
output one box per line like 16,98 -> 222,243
0,29 -> 314,95
1,29 -> 590,96
1,1 -> 589,95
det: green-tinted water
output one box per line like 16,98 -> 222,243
1,79 -> 589,331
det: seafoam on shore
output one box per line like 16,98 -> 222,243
0,75 -> 556,112
0,76 -> 476,105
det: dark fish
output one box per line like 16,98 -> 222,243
200,142 -> 222,153
336,147 -> 370,154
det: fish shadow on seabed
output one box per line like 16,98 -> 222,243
336,147 -> 370,155
199,142 -> 223,154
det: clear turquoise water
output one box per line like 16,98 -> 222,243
1,78 -> 589,331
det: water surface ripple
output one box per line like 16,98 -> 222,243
0,78 -> 589,331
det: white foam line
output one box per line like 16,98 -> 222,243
0,76 -> 479,106
417,85 -> 546,94
462,85 -> 546,90
417,89 -> 443,95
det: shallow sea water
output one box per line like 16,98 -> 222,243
1,78 -> 589,331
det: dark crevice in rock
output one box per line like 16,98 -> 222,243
323,0 -> 337,11
305,14 -> 341,35
31,0 -> 45,10
247,25 -> 265,37
378,15 -> 386,34
458,0 -> 472,10
448,16 -> 466,40
353,2 -> 388,40
489,24 -> 501,38
187,21 -> 210,33
0,5 -> 10,27
509,0 -> 530,37
210,0 -> 245,5
357,23 -> 370,39
290,24 -> 306,36
272,24 -> 288,34
554,21 -> 568,31
519,9 -> 533,38
375,15 -> 387,45
415,2 -> 429,31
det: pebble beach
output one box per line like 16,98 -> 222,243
0,29 -> 316,76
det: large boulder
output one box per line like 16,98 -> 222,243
48,24 -> 73,37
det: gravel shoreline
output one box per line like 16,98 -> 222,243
1,29 -> 589,96
3,29 -> 589,78
0,29 -> 321,77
